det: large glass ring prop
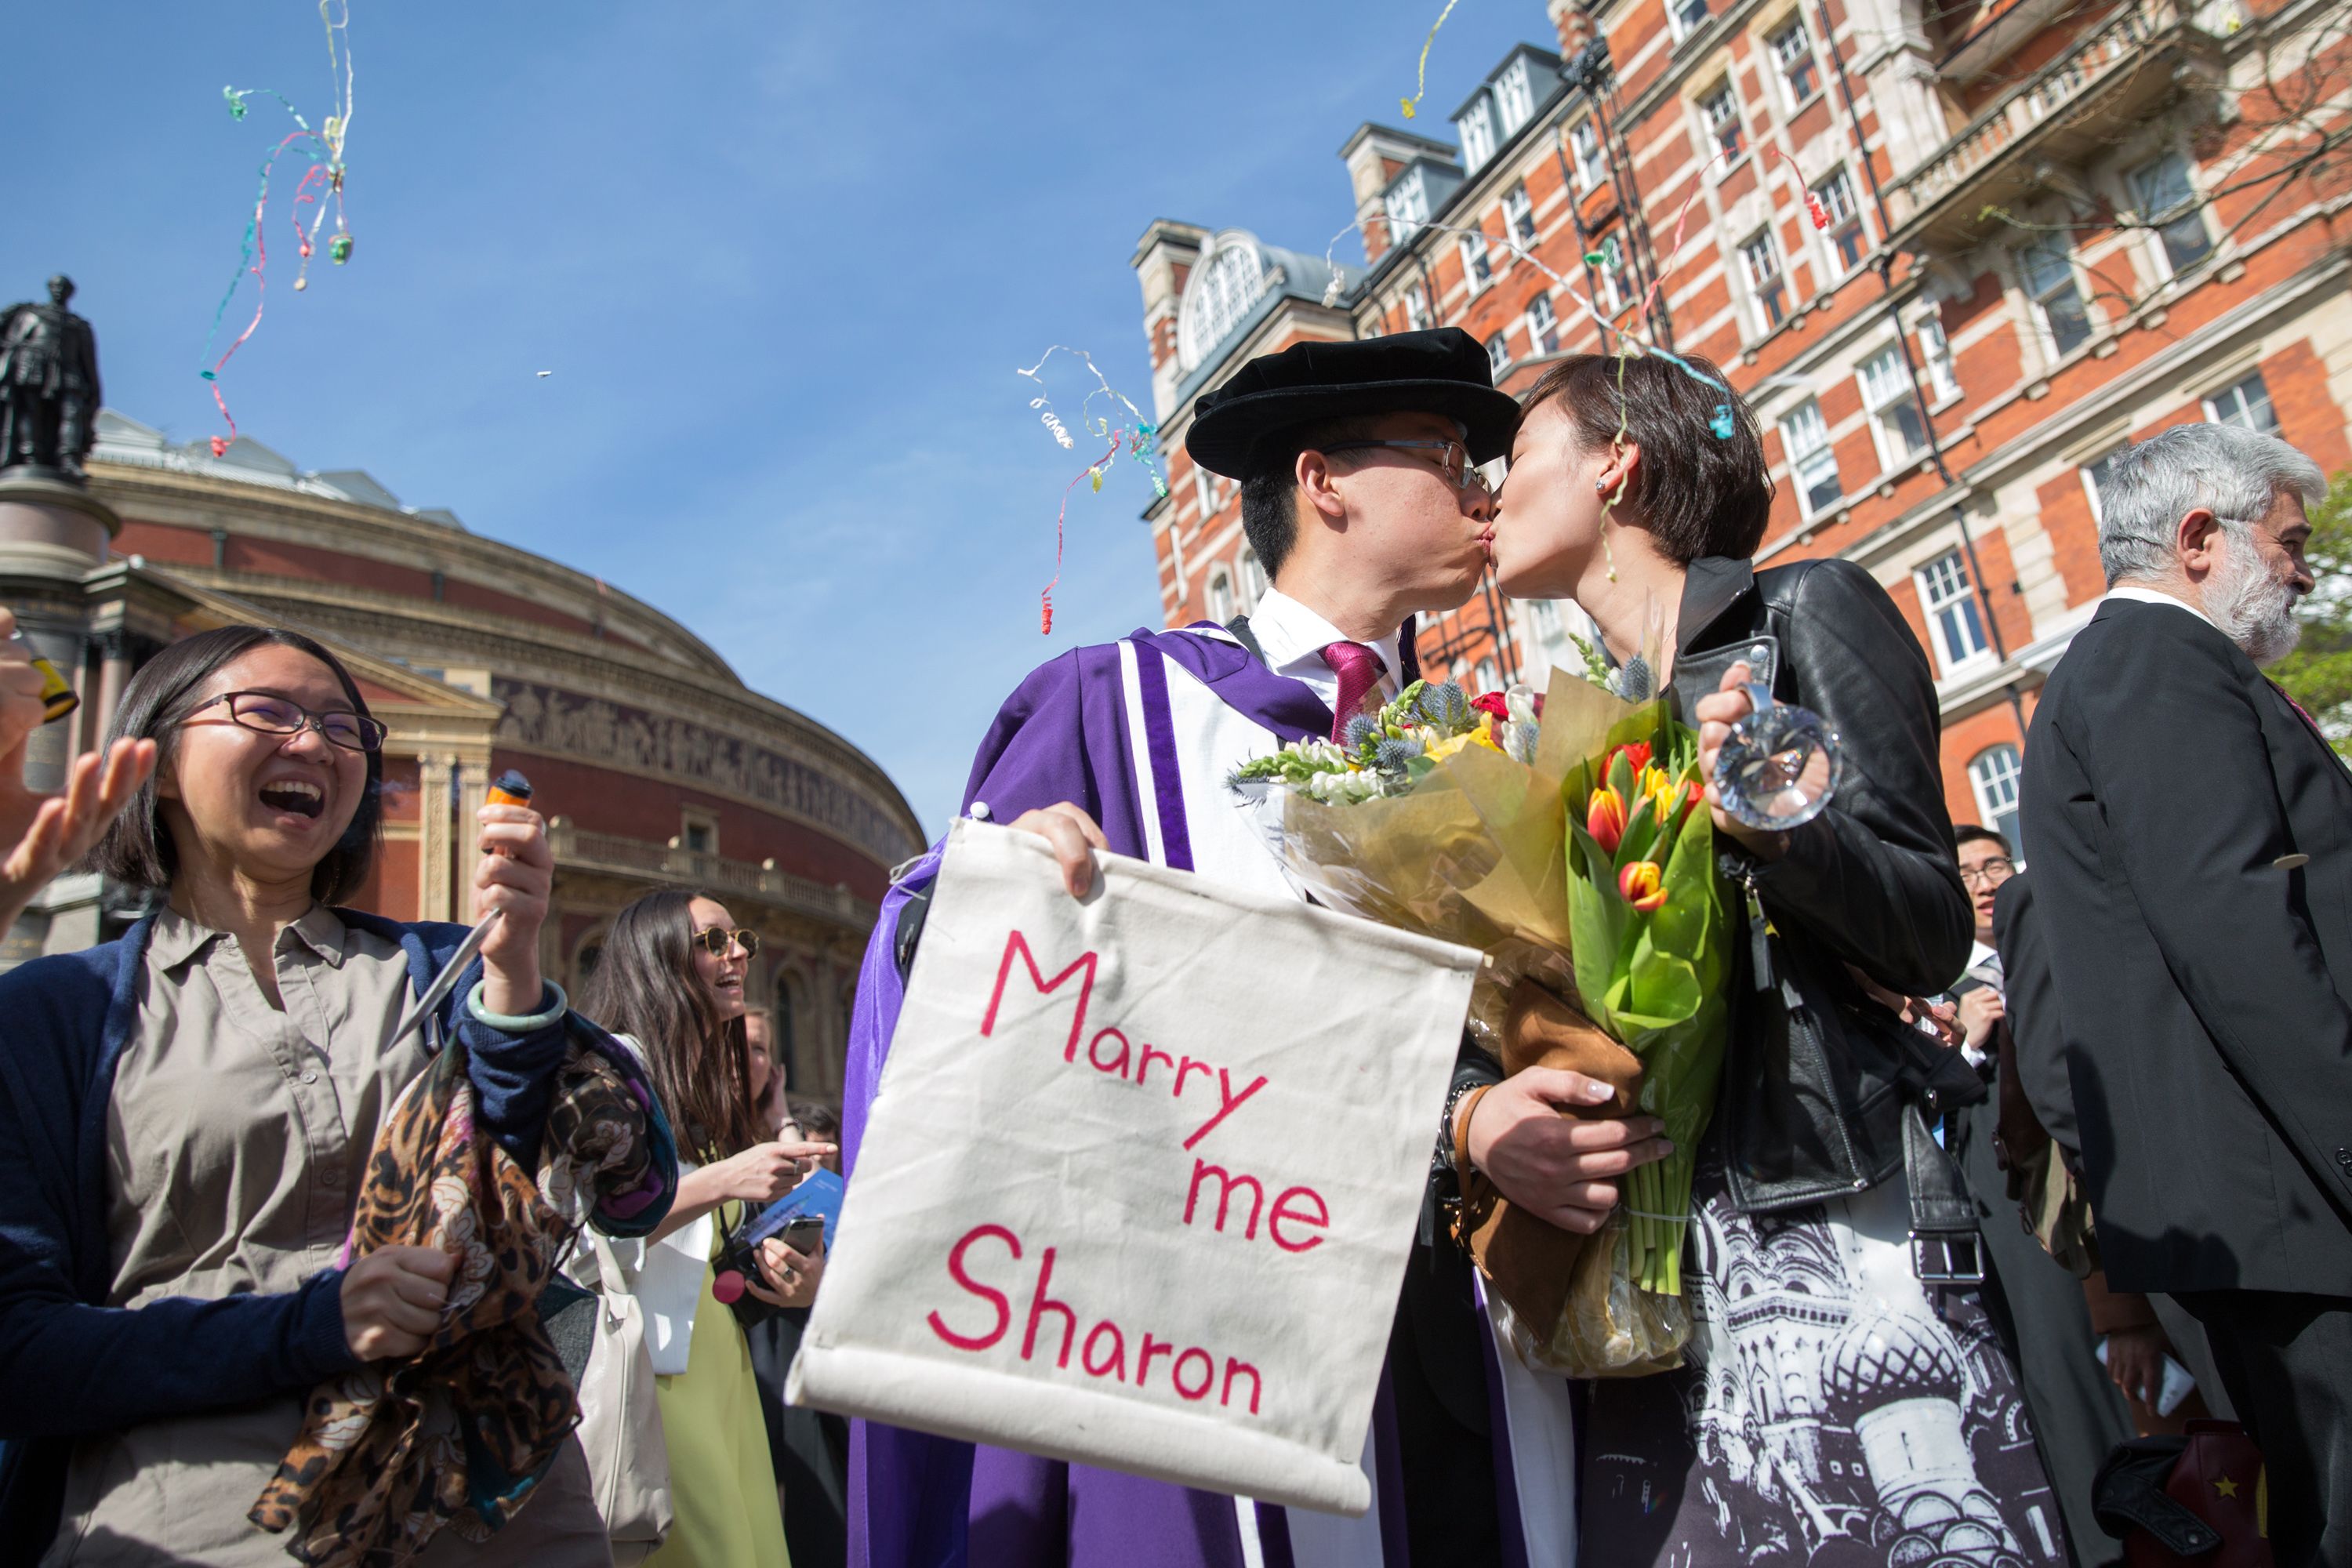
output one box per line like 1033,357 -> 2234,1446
1711,641 -> 1842,832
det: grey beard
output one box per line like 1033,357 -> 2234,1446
2202,532 -> 2303,666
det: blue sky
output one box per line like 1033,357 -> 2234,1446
9,2 -> 1555,833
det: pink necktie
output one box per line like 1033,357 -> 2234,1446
1320,641 -> 1383,742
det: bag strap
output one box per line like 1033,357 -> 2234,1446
1223,614 -> 1268,668
586,1229 -> 639,1301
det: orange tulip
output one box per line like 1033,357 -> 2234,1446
1618,860 -> 1666,911
1587,786 -> 1628,855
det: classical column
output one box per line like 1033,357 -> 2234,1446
417,754 -> 456,922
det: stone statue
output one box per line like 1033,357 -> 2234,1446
0,276 -> 103,482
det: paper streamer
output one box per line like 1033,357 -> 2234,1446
1016,347 -> 1169,635
1399,0 -> 1463,121
199,1 -> 359,452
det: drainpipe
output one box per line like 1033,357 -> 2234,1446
1817,0 -> 2032,748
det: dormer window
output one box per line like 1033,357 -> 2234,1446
1494,57 -> 1536,134
1668,0 -> 1711,42
1457,98 -> 1497,169
1176,234 -> 1274,373
1385,168 -> 1432,245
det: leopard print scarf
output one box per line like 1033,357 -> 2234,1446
248,1029 -> 665,1566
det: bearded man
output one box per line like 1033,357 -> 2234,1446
2021,419 -> 2348,1567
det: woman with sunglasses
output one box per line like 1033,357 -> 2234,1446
0,625 -> 677,1563
577,889 -> 834,1568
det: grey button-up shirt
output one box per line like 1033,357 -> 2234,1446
44,906 -> 606,1567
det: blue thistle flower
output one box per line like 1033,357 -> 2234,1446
1343,713 -> 1379,750
1374,736 -> 1425,774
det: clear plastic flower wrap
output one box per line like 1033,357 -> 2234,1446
1232,663 -> 1732,1376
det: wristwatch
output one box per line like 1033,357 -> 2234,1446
1435,1077 -> 1486,1176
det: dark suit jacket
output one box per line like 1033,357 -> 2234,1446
2021,596 -> 2352,1296
1992,877 -> 2077,1154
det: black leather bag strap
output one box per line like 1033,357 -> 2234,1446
2091,1438 -> 2221,1557
1904,1102 -> 1985,1284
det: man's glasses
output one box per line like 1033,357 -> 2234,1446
1958,858 -> 2016,888
1321,438 -> 1497,492
692,926 -> 762,957
187,691 -> 387,752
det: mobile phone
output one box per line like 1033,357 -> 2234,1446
777,1215 -> 828,1254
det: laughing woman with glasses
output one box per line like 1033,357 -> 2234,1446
575,889 -> 837,1567
0,625 -> 677,1564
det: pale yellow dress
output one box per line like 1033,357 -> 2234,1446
644,1204 -> 791,1567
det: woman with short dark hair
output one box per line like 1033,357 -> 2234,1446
0,623 -> 675,1564
1472,355 -> 2063,1563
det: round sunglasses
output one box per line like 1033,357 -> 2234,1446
691,926 -> 762,958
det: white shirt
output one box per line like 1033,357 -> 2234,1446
2102,582 -> 2218,630
1244,586 -> 1407,710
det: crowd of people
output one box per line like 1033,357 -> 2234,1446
0,326 -> 2341,1567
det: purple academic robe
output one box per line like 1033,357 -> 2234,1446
839,628 -> 1564,1568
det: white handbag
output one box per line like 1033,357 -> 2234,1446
575,1229 -> 676,1563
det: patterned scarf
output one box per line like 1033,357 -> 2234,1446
249,1029 -> 665,1566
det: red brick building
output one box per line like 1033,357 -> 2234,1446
0,414 -> 920,1100
1134,0 -> 2352,845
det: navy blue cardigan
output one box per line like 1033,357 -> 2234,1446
0,909 -> 677,1552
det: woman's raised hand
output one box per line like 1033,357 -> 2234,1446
707,1138 -> 838,1204
0,613 -> 156,933
472,802 -> 554,1015
1693,660 -> 1788,858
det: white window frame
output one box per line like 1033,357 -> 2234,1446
1192,466 -> 1218,523
1668,0 -> 1712,44
1769,17 -> 1820,110
1461,230 -> 1494,295
2020,240 -> 2094,361
1740,229 -> 1787,332
1858,345 -> 1929,469
1403,284 -> 1432,332
1700,83 -> 1745,167
1495,58 -> 1536,134
2129,150 -> 2213,281
1915,548 -> 1993,676
1527,292 -> 1560,354
2205,370 -> 2280,435
1780,399 -> 1842,517
1207,565 -> 1236,623
1968,744 -> 2024,849
1486,332 -> 1512,378
679,806 -> 720,857
1504,183 -> 1537,249
1595,233 -> 1632,314
1237,546 -> 1268,612
1458,98 -> 1497,169
1814,167 -> 1866,278
1384,169 -> 1431,246
1473,656 -> 1502,696
1919,316 -> 1962,404
1570,119 -> 1606,192
2082,445 -> 2130,522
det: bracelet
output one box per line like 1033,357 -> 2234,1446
1436,1080 -> 1490,1175
463,979 -> 570,1033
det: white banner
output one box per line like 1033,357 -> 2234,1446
789,818 -> 1479,1515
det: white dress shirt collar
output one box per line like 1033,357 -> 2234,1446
2102,582 -> 2218,630
1241,586 -> 1407,711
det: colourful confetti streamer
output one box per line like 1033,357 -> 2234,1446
1399,0 -> 1463,121
1016,347 -> 1170,635
199,1 -> 359,452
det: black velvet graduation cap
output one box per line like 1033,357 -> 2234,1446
1185,327 -> 1522,481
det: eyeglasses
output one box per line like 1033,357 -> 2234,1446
1958,858 -> 2016,888
187,691 -> 387,752
691,926 -> 761,957
1320,437 -> 1497,492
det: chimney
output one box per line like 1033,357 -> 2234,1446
1132,220 -> 1210,423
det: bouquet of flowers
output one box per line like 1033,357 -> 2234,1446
1232,655 -> 1731,1375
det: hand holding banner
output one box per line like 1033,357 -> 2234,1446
787,819 -> 1479,1515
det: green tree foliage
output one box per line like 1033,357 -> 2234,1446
2271,468 -> 2352,757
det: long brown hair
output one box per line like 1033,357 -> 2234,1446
579,888 -> 762,1163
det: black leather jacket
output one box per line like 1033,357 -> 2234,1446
1447,554 -> 1973,1212
1668,554 -> 1973,1210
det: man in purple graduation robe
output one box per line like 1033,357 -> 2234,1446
839,331 -> 1645,1568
